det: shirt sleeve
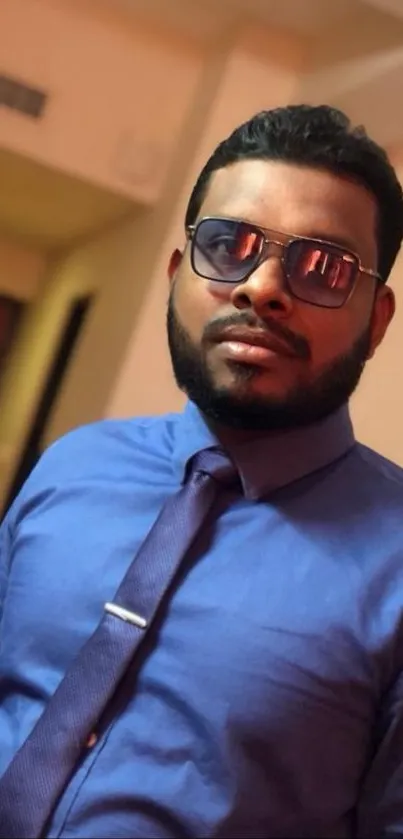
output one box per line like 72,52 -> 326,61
356,670 -> 403,838
0,510 -> 14,627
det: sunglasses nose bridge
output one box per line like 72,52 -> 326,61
256,237 -> 287,275
230,238 -> 294,316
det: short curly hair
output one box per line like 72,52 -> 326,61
185,105 -> 403,282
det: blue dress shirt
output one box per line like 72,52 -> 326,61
1,401 -> 403,838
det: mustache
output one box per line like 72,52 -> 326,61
203,311 -> 311,361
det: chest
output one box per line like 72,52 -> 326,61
3,479 -> 398,708
4,481 -> 403,835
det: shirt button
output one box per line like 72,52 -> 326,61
86,732 -> 98,748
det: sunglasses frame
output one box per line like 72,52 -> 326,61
186,216 -> 384,309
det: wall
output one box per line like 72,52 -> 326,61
105,18 -> 403,469
0,207 -> 155,504
350,151 -> 403,464
302,8 -> 403,146
0,0 -> 202,203
41,210 -> 155,444
0,236 -> 46,300
2,0 -> 403,496
106,23 -> 306,419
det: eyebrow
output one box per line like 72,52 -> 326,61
221,214 -> 361,253
208,214 -> 365,260
304,232 -> 360,253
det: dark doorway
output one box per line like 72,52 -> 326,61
3,294 -> 94,514
0,294 -> 25,384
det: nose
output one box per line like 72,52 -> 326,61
229,254 -> 294,318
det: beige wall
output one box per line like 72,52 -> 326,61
350,152 -> 403,463
106,19 -> 403,467
0,0 -> 202,203
106,23 -> 306,419
0,237 -> 46,300
42,211 -> 154,445
1,0 -> 403,507
0,208 -> 154,497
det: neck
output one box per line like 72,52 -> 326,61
202,415 -> 295,446
201,409 -> 347,448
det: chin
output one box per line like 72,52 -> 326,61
215,363 -> 292,397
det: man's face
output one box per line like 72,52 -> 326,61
167,160 -> 395,432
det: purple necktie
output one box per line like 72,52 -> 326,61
0,447 -> 239,838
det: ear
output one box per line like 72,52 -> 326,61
168,249 -> 183,285
367,285 -> 395,358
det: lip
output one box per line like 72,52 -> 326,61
213,327 -> 297,359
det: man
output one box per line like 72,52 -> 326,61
0,105 -> 403,838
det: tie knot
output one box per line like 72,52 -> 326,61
188,447 -> 240,488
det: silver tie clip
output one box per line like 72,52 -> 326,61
104,602 -> 148,629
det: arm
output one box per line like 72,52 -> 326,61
0,435 -> 72,625
356,670 -> 403,838
0,512 -> 14,627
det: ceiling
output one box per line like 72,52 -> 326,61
0,147 -> 135,251
365,0 -> 403,18
2,0 -> 403,252
109,0 -> 403,41
110,0 -> 358,39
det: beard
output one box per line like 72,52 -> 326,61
167,292 -> 371,432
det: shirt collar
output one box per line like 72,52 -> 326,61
172,401 -> 355,500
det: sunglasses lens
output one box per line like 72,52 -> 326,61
192,219 -> 262,283
286,241 -> 357,307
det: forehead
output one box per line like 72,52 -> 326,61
199,159 -> 378,263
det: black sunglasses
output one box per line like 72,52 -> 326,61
186,216 -> 383,309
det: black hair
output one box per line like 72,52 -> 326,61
185,105 -> 403,281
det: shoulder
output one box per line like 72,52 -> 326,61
9,413 -> 180,515
38,413 -> 177,468
354,442 -> 403,489
348,442 -> 403,506
41,414 -> 177,465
